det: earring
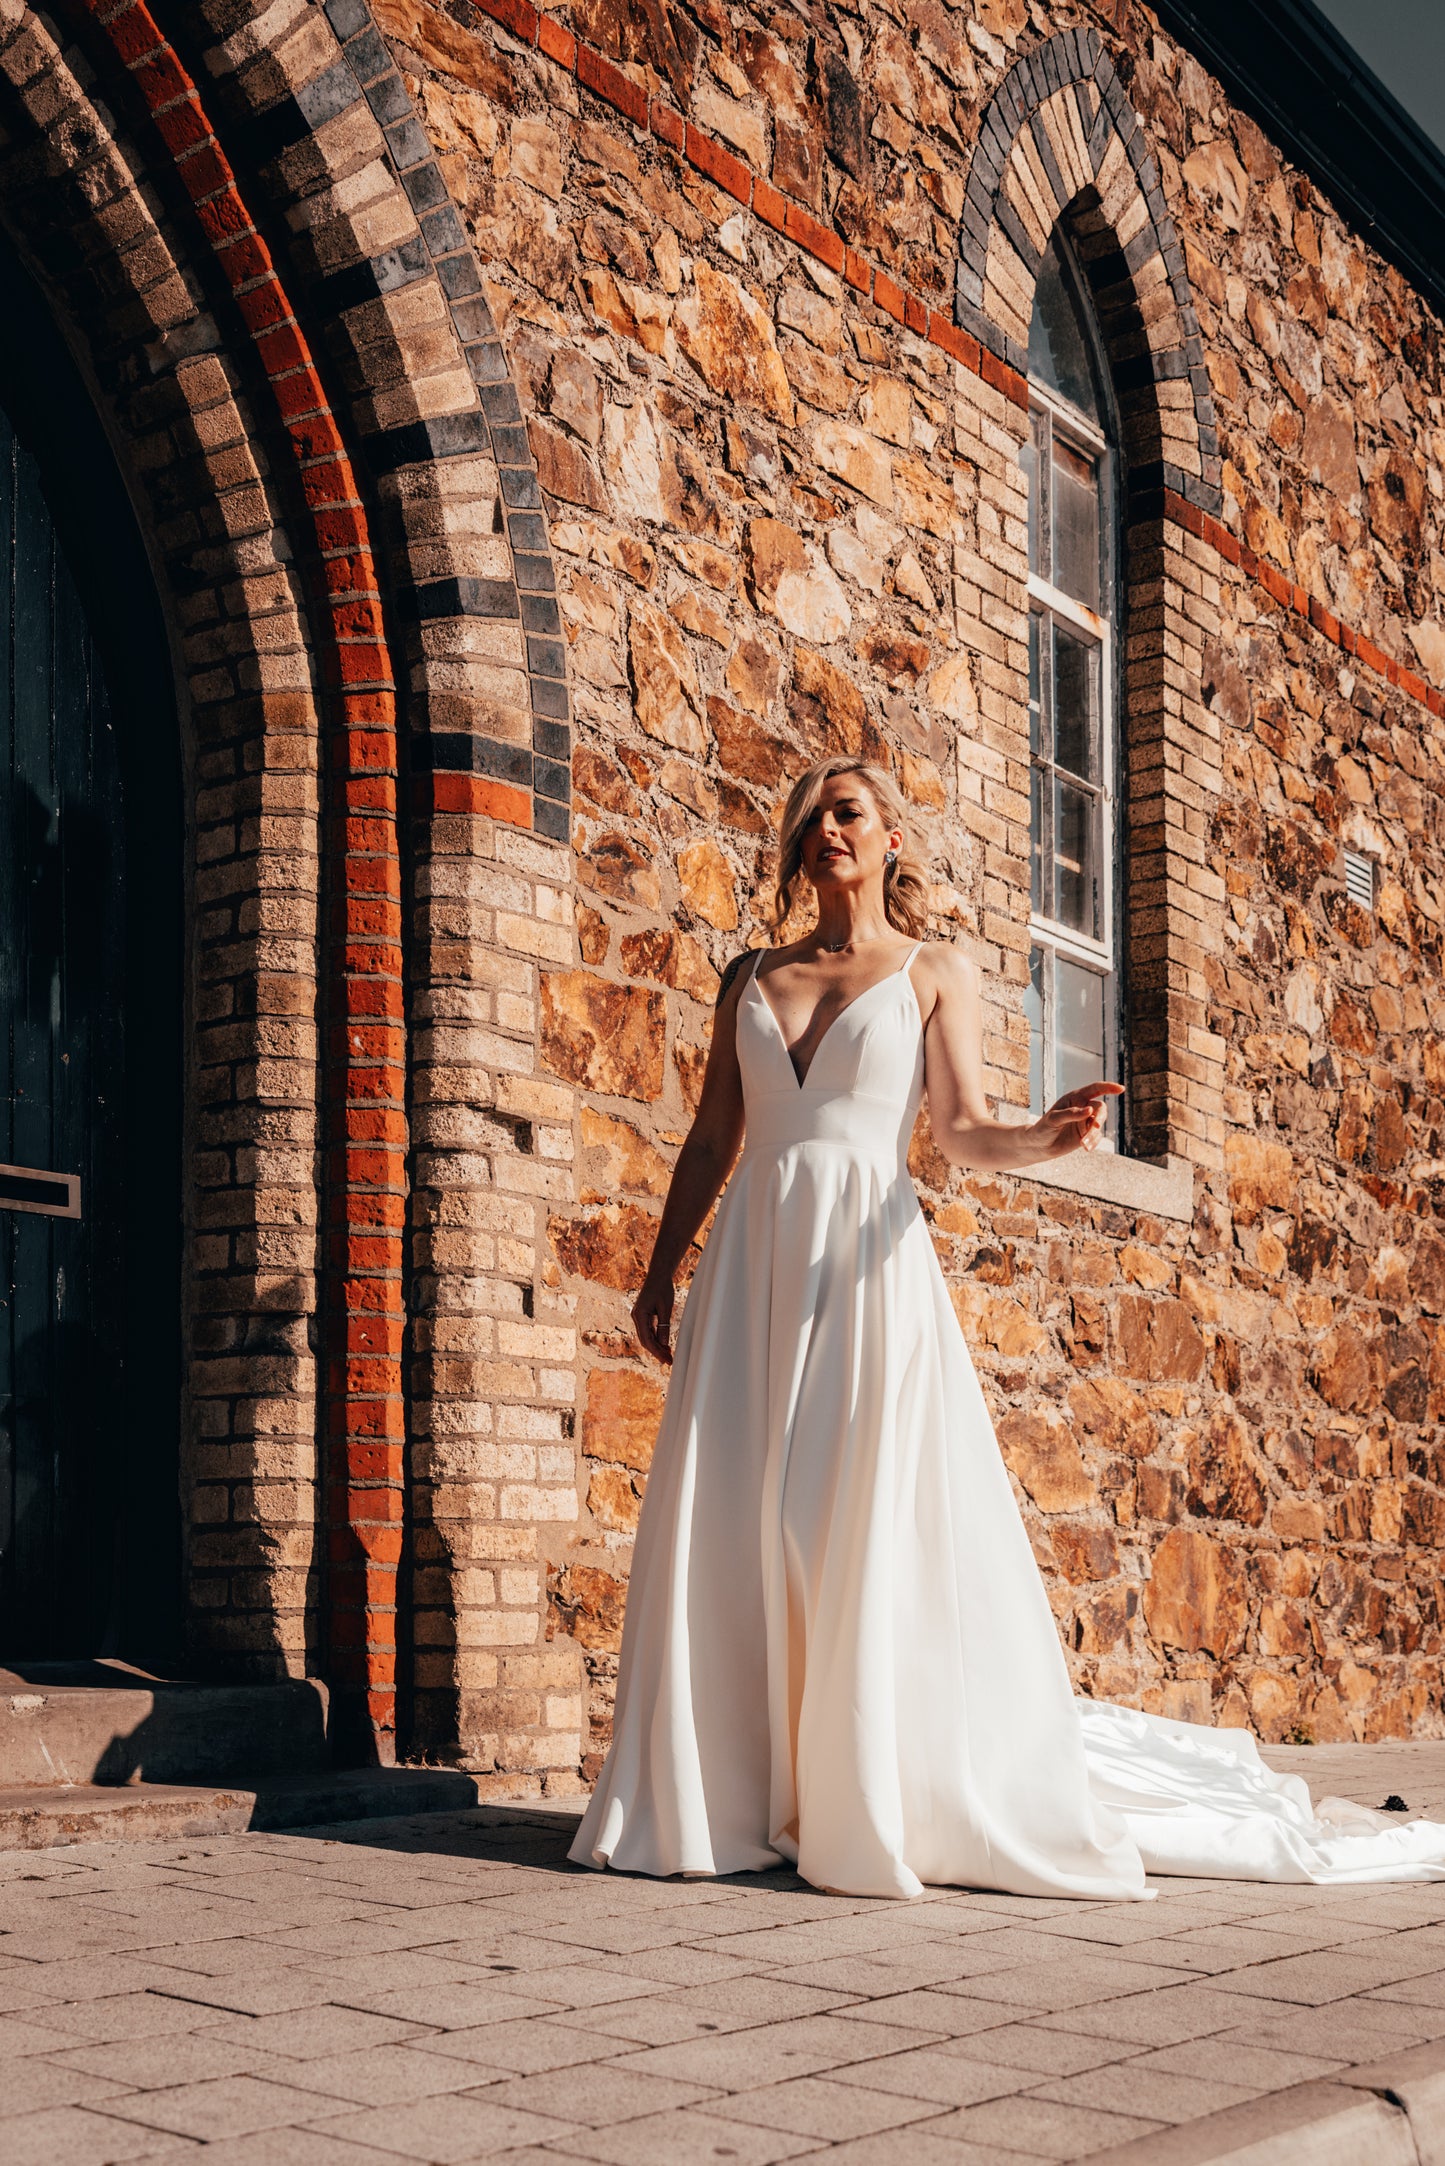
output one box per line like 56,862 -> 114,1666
884,848 -> 899,870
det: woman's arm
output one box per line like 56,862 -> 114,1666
919,945 -> 1121,1171
630,957 -> 751,1364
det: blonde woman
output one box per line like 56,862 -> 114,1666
570,756 -> 1445,1899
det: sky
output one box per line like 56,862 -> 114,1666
1312,0 -> 1445,154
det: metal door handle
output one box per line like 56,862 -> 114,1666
0,1163 -> 81,1218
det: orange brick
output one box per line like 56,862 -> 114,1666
685,122 -> 751,204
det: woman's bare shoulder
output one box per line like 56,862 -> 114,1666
912,939 -> 981,997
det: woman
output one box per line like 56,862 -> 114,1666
570,756 -> 1445,1899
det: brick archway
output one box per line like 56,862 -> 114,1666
174,0 -> 584,1771
957,26 -> 1222,521
0,0 -> 336,1693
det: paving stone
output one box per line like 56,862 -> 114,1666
0,2104 -> 198,2165
307,2091 -> 580,2158
177,2136 -> 414,2166
921,2091 -> 1167,2157
340,1980 -> 565,2027
0,1954 -> 214,2001
770,1943 -> 1027,1995
1028,2060 -> 1257,2119
613,2026 -> 874,2089
1034,1981 -> 1282,2047
820,2135 -> 1029,2165
285,1950 -> 490,1994
678,1975 -> 861,2023
46,2033 -> 266,2089
1016,1904 -> 1245,1948
0,2057 -> 141,2112
226,2044 -> 500,2105
941,1952 -> 1200,2012
202,2006 -> 429,2060
95,2074 -> 349,2139
1041,1936 -> 1234,1977
560,1992 -> 772,2046
562,2105 -> 820,2163
1212,1997 -> 1445,2057
825,2042 -> 1036,2107
1126,2037 -> 1346,2092
602,1943 -> 761,1988
135,1943 -> 322,1981
706,2073 -> 947,2140
1204,1951 -> 1445,2005
405,2016 -> 639,2072
528,1918 -> 716,1956
143,1973 -> 350,2018
478,2058 -> 718,2124
1364,1971 -> 1445,2006
831,1986 -> 1025,2033
1162,1921 -> 1395,1962
57,1993 -> 232,2044
0,2011 -> 102,2056
943,2020 -> 1146,2076
476,1962 -> 679,2008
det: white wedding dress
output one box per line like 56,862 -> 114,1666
570,945 -> 1445,1899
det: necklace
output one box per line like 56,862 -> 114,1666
819,936 -> 851,953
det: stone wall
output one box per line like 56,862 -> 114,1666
363,0 -> 1445,1778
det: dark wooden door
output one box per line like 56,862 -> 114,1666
0,232 -> 181,1662
0,406 -> 129,1652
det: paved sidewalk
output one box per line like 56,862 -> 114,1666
3,1743 -> 1445,2165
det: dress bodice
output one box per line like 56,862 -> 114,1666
735,948 -> 925,1161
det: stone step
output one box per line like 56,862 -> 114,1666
0,1660 -> 330,1788
0,1765 -> 488,1849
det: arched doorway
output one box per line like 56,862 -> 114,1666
0,233 -> 181,1661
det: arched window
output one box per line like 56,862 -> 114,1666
1020,235 -> 1122,1146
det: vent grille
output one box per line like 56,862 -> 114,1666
1344,849 -> 1376,912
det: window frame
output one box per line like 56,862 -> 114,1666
1024,302 -> 1125,1148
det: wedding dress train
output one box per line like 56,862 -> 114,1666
570,946 -> 1445,1900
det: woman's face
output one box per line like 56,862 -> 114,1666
799,776 -> 903,897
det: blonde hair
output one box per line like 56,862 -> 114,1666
773,757 -> 930,940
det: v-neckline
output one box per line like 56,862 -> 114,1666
752,950 -> 921,1090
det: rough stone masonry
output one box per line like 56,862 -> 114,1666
373,0 -> 1445,1787
4,0 -> 1442,1793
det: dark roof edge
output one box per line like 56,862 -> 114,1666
1148,0 -> 1445,322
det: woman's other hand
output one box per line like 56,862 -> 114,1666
1027,1081 -> 1124,1160
632,1275 -> 675,1365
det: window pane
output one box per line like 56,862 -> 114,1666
1028,613 -> 1041,757
1055,955 -> 1104,1100
1053,623 -> 1098,781
1026,947 -> 1045,1117
1052,437 -> 1099,609
1028,238 -> 1101,423
1030,765 -> 1045,915
1053,777 -> 1098,937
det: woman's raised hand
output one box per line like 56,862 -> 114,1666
1028,1081 -> 1124,1159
